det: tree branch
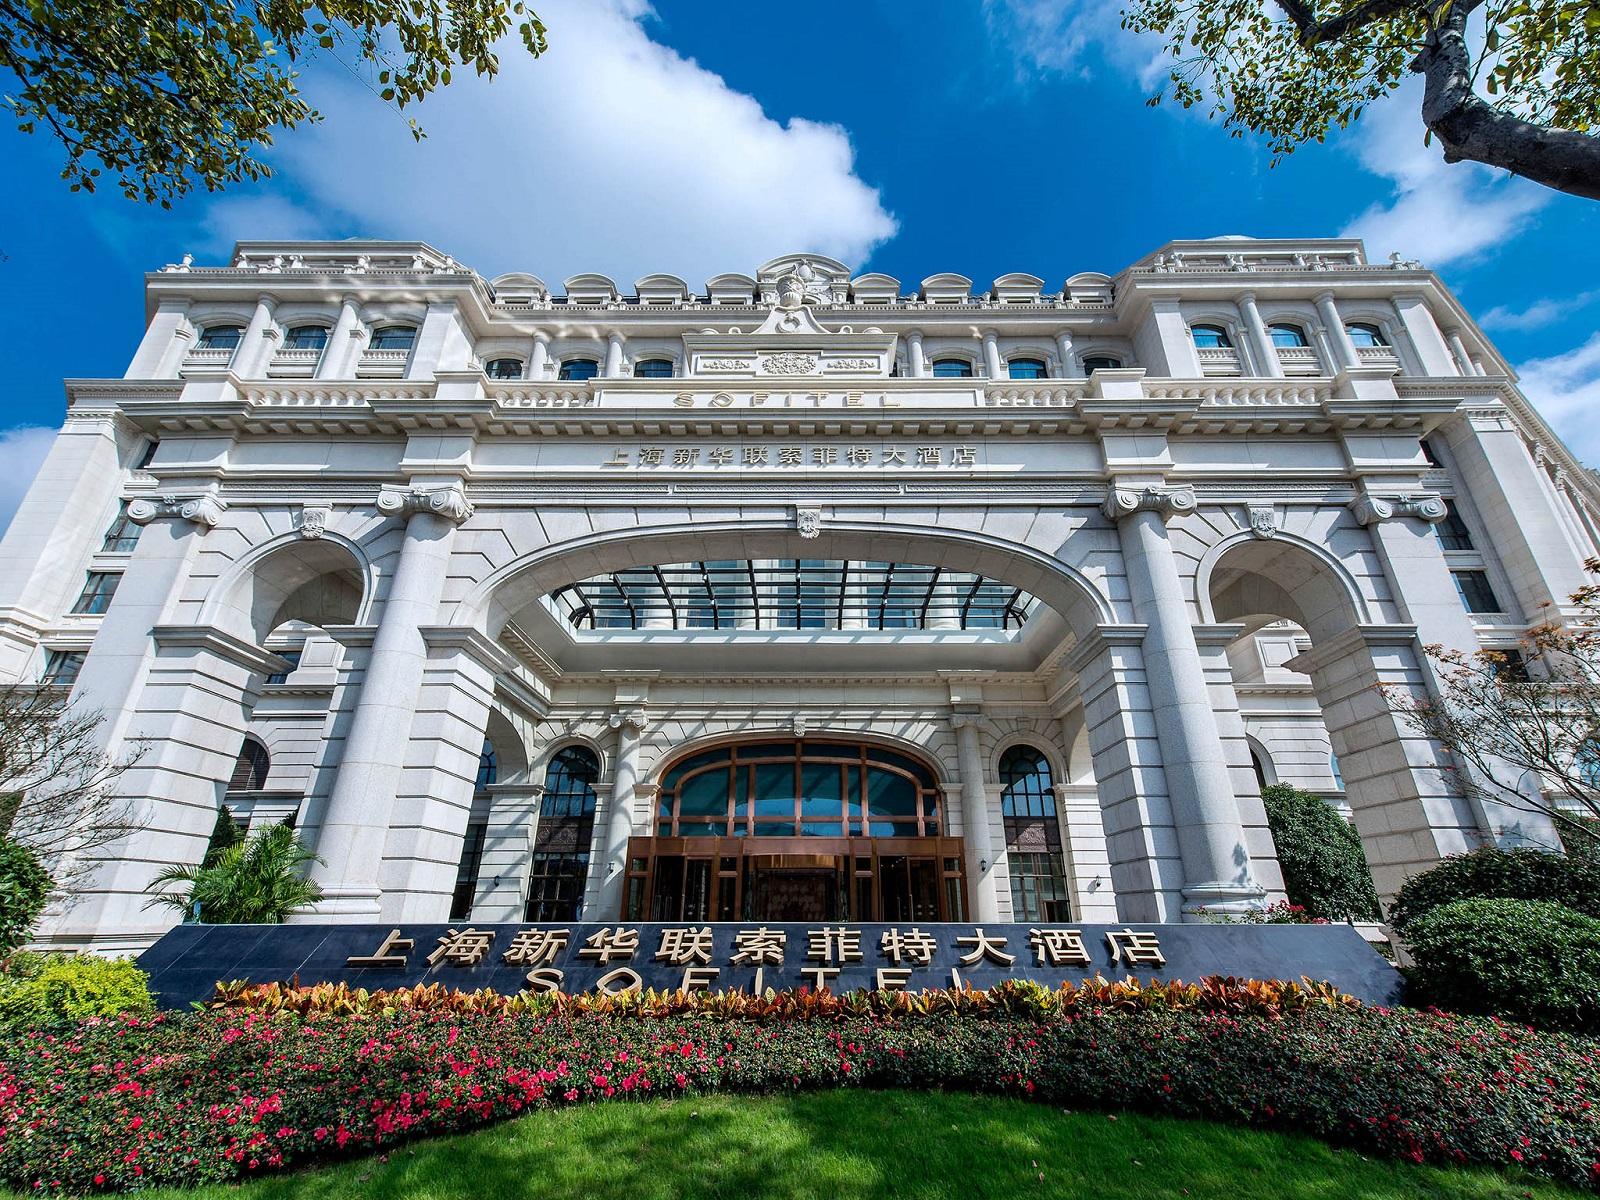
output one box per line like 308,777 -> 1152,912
1414,0 -> 1600,200
1274,0 -> 1416,47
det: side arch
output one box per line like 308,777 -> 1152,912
1194,529 -> 1371,641
201,530 -> 375,644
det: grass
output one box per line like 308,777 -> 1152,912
35,1089 -> 1583,1200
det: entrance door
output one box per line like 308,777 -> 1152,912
761,870 -> 834,921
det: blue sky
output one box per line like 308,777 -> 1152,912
1,0 -> 1597,526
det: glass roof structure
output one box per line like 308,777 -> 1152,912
548,560 -> 1038,632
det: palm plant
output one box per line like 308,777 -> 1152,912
145,822 -> 323,924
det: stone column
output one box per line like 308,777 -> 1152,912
594,709 -> 647,918
127,299 -> 193,378
952,712 -> 1000,922
1443,328 -> 1476,376
904,331 -> 927,379
308,483 -> 473,918
604,333 -> 626,379
1055,331 -> 1083,378
1104,484 -> 1264,915
1237,292 -> 1283,378
981,330 -> 1004,380
1314,292 -> 1359,371
235,296 -> 279,378
316,297 -> 363,380
529,331 -> 552,380
1052,783 -> 1119,921
1391,295 -> 1457,375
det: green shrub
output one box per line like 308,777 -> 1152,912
1259,784 -> 1381,921
1556,813 -> 1600,861
1403,898 -> 1600,1033
1388,845 -> 1600,930
0,837 -> 52,956
0,954 -> 154,1029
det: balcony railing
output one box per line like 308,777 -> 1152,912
1275,346 -> 1324,377
1196,346 -> 1241,377
266,348 -> 324,379
355,348 -> 411,379
1355,344 -> 1401,369
180,347 -> 235,373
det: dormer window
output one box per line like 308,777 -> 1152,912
1347,322 -> 1387,347
633,359 -> 674,379
196,325 -> 243,351
1269,323 -> 1309,348
284,325 -> 329,351
559,358 -> 599,381
1007,358 -> 1047,381
1191,324 -> 1231,349
1082,355 -> 1122,373
369,326 -> 416,351
931,358 -> 973,379
485,357 -> 524,380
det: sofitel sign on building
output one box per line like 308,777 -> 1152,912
1,239 -> 1593,959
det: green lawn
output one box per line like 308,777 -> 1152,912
42,1090 -> 1582,1200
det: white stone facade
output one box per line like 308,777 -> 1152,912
3,238 -> 1594,952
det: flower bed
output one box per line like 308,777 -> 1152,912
0,979 -> 1595,1194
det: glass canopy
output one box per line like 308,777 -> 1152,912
548,560 -> 1038,631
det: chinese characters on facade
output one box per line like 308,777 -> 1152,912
603,445 -> 980,470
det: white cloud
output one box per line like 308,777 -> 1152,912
198,0 -> 896,283
0,427 -> 56,536
1481,290 -> 1600,333
983,0 -> 1167,87
1516,333 -> 1600,466
1340,82 -> 1550,268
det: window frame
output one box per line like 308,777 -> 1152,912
930,358 -> 975,379
484,357 -> 525,380
1268,323 -> 1310,348
368,325 -> 417,352
1190,323 -> 1232,349
70,571 -> 121,615
283,324 -> 330,352
1006,357 -> 1048,381
1452,569 -> 1503,615
100,502 -> 141,553
40,649 -> 86,688
558,357 -> 600,381
1346,322 -> 1388,348
195,325 -> 244,352
633,358 -> 675,379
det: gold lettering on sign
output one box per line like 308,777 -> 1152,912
656,926 -> 715,966
731,927 -> 787,966
502,928 -> 570,967
346,928 -> 414,969
578,927 -> 640,963
427,927 -> 497,967
1105,928 -> 1166,968
1029,928 -> 1091,967
954,929 -> 1016,967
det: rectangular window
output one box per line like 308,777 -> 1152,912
1453,570 -> 1502,614
1420,438 -> 1443,468
449,821 -> 489,920
263,649 -> 302,686
1435,500 -> 1475,551
71,572 -> 121,615
40,650 -> 85,687
100,502 -> 141,553
525,851 -> 590,921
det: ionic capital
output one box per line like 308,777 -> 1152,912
376,484 -> 474,525
607,707 -> 650,734
127,492 -> 227,530
1349,492 -> 1448,526
1102,484 -> 1197,523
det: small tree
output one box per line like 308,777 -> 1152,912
0,681 -> 143,893
1388,563 -> 1600,854
1124,1 -> 1600,202
0,839 -> 52,957
145,823 -> 323,925
1260,783 -> 1382,921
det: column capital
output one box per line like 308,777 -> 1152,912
127,491 -> 227,530
607,707 -> 650,733
1102,483 -> 1196,523
1349,492 -> 1447,526
376,483 -> 474,525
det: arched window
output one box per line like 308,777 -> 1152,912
633,358 -> 674,379
485,357 -> 524,380
196,325 -> 244,351
227,737 -> 270,791
558,358 -> 599,381
1346,322 -> 1387,347
1190,324 -> 1231,349
1330,751 -> 1345,791
369,325 -> 417,351
656,740 -> 940,838
284,325 -> 329,351
1007,358 -> 1047,380
1269,323 -> 1309,348
1080,355 -> 1122,373
526,746 -> 601,921
999,745 -> 1069,921
931,358 -> 973,379
475,741 -> 499,789
450,739 -> 501,919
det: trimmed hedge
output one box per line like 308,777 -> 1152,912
1259,784 -> 1381,921
1403,899 -> 1600,1034
0,954 -> 153,1031
0,838 -> 52,957
0,989 -> 1596,1193
1388,846 -> 1600,930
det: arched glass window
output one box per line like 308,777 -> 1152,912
1346,322 -> 1387,347
1329,751 -> 1345,791
999,745 -> 1069,921
369,326 -> 416,351
1190,324 -> 1231,349
475,740 -> 498,789
1269,323 -> 1309,347
284,325 -> 329,351
196,325 -> 244,351
931,358 -> 973,379
1007,358 -> 1047,380
1081,355 -> 1122,373
657,740 -> 940,837
558,358 -> 600,381
633,358 -> 674,379
485,357 -> 524,380
526,746 -> 601,921
227,738 -> 270,791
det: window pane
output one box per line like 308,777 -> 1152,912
931,359 -> 972,378
1190,325 -> 1229,349
285,325 -> 328,351
751,762 -> 794,836
1081,356 -> 1121,372
1007,358 -> 1046,380
369,326 -> 416,351
559,358 -> 599,380
633,359 -> 674,378
485,358 -> 523,379
1453,570 -> 1502,614
100,502 -> 141,553
1436,500 -> 1475,551
40,650 -> 85,687
1269,324 -> 1308,347
1346,323 -> 1386,347
197,326 -> 243,350
71,572 -> 121,615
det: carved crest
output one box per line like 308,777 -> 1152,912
795,506 -> 822,539
1246,502 -> 1277,540
761,352 -> 819,376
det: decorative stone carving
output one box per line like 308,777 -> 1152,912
607,708 -> 650,733
1101,485 -> 1197,522
376,484 -> 475,525
1246,502 -> 1277,540
297,504 -> 331,540
760,352 -> 819,375
126,493 -> 227,530
795,506 -> 822,539
1349,493 -> 1448,526
789,715 -> 809,737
